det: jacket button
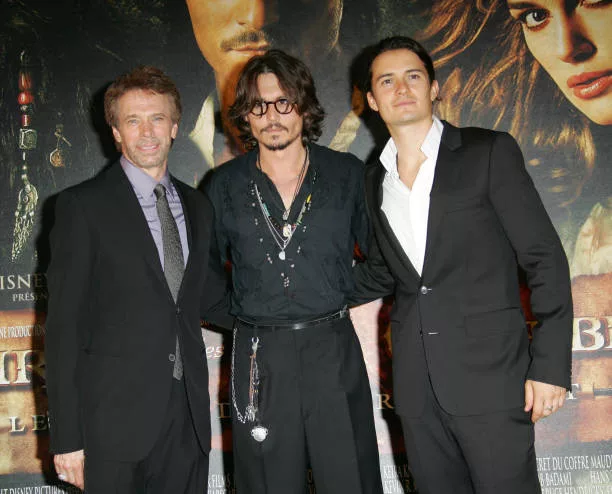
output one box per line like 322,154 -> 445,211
168,354 -> 176,362
420,285 -> 430,295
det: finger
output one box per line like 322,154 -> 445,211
74,458 -> 85,490
532,409 -> 542,423
532,398 -> 547,423
524,381 -> 534,412
63,469 -> 75,487
66,463 -> 81,488
550,387 -> 566,412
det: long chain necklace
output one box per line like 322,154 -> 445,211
257,147 -> 309,222
254,183 -> 311,260
230,330 -> 268,442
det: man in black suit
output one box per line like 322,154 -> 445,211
45,66 -> 230,493
350,37 -> 573,494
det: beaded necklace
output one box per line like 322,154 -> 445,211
257,147 -> 309,222
253,148 -> 315,260
254,183 -> 311,260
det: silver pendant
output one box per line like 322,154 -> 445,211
245,405 -> 256,423
278,250 -> 286,260
282,210 -> 289,221
251,425 -> 268,442
282,223 -> 292,238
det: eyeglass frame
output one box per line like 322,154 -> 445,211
249,98 -> 295,117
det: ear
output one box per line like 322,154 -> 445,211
112,127 -> 122,143
430,80 -> 440,102
171,122 -> 178,139
366,91 -> 379,112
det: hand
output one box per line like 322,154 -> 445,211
54,449 -> 85,489
524,379 -> 567,423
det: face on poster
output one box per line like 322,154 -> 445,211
185,0 -> 343,88
507,0 -> 612,125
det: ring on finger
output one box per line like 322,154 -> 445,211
58,473 -> 67,481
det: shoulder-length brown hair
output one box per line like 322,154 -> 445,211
229,49 -> 325,150
418,0 -> 594,209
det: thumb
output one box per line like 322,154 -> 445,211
524,380 -> 534,412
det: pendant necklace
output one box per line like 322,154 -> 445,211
254,183 -> 311,260
257,147 -> 309,226
255,147 -> 312,260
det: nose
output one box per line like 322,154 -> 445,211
556,15 -> 596,64
396,78 -> 409,95
141,120 -> 153,137
236,0 -> 278,28
264,104 -> 281,122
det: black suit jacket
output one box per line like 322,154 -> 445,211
352,122 -> 573,418
45,161 -> 230,460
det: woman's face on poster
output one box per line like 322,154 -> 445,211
508,0 -> 612,125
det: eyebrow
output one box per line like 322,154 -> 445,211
506,1 -> 538,8
375,68 -> 425,83
125,112 -> 166,119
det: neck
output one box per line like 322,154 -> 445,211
389,116 -> 434,161
388,117 -> 434,190
124,155 -> 168,182
258,140 -> 307,179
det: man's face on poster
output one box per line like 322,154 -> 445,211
185,0 -> 343,82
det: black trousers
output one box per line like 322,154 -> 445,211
231,317 -> 383,494
400,376 -> 541,494
84,378 -> 209,494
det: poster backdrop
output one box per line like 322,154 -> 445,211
1,0 -> 610,492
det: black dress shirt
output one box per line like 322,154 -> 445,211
205,144 -> 368,323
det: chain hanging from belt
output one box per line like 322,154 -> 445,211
231,328 -> 268,442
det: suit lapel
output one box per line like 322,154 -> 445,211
367,163 -> 421,280
105,164 -> 167,289
422,121 -> 462,276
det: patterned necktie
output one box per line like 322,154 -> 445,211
154,183 -> 184,380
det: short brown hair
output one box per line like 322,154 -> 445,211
104,65 -> 182,127
229,50 -> 325,150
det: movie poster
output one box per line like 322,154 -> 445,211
0,1 -> 609,492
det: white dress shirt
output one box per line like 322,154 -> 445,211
379,117 -> 444,276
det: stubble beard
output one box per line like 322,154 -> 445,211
261,132 -> 301,152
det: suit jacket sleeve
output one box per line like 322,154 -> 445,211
348,164 -> 396,306
351,156 -> 370,257
200,178 -> 233,330
45,190 -> 92,453
488,132 -> 573,389
200,223 -> 233,330
349,231 -> 396,306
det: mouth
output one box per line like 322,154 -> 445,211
231,43 -> 269,53
567,70 -> 612,99
263,125 -> 287,133
138,142 -> 160,153
394,100 -> 416,108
